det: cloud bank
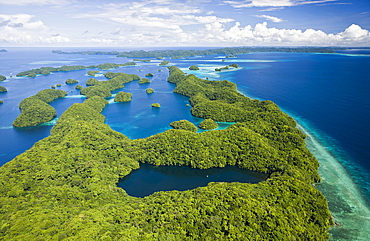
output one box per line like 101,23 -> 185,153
0,0 -> 369,47
0,14 -> 71,45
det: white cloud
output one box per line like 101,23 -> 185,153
201,22 -> 370,46
254,15 -> 284,22
339,24 -> 370,40
0,0 -> 69,5
111,28 -> 121,35
224,0 -> 294,8
224,0 -> 338,8
259,7 -> 285,11
0,14 -> 70,45
0,1 -> 368,47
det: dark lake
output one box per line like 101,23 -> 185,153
118,163 -> 268,197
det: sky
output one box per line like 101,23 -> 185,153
0,0 -> 369,47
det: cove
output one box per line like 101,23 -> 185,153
118,163 -> 269,197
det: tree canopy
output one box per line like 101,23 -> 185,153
146,88 -> 154,94
114,91 -> 132,102
0,86 -> 7,92
170,120 -> 198,133
138,78 -> 150,84
65,79 -> 79,84
12,89 -> 67,128
198,119 -> 218,130
0,66 -> 332,240
189,65 -> 200,70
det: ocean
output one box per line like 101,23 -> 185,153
0,47 -> 369,239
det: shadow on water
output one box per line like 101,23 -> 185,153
118,163 -> 268,197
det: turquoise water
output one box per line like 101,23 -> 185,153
0,48 -> 369,239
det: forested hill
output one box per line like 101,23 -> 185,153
52,46 -> 336,58
0,67 -> 332,240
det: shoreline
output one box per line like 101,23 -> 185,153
227,86 -> 370,239
299,123 -> 370,240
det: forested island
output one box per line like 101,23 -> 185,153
12,89 -> 67,128
16,62 -> 136,78
0,64 -> 332,239
52,46 -> 336,59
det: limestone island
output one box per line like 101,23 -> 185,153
0,64 -> 332,240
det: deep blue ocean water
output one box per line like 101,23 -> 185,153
1,47 -> 370,239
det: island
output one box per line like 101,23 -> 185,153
151,103 -> 161,108
65,79 -> 79,84
80,73 -> 139,99
170,120 -> 198,132
189,65 -> 200,70
0,75 -> 6,81
52,46 -> 336,59
75,84 -> 83,90
114,91 -> 132,102
87,70 -> 100,76
12,89 -> 67,128
15,62 -> 136,78
133,59 -> 151,62
0,86 -> 7,92
146,88 -> 154,94
138,78 -> 150,84
0,64 -> 332,240
159,60 -> 170,66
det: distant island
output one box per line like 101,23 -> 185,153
52,46 -> 336,58
16,62 -> 136,78
0,49 -> 7,52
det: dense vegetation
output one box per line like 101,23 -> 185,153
0,86 -> 7,92
138,78 -> 150,84
52,47 -> 336,58
133,59 -> 151,62
80,72 -> 139,99
198,119 -> 218,130
65,78 -> 79,84
16,62 -> 136,77
159,60 -> 170,66
215,64 -> 238,71
86,78 -> 99,86
0,66 -> 332,240
146,88 -> 154,94
170,120 -> 198,132
145,73 -> 154,77
189,65 -> 200,70
0,75 -> 6,81
87,70 -> 100,76
114,91 -> 132,102
12,89 -> 67,127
